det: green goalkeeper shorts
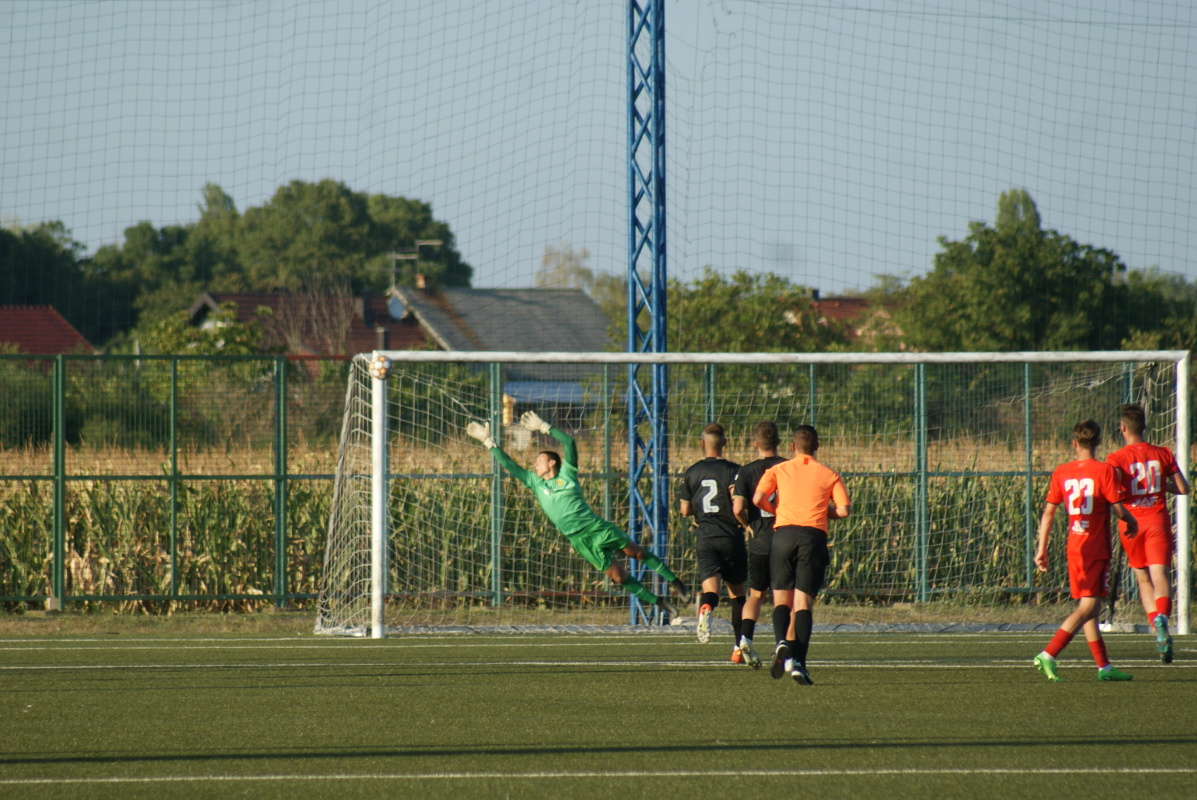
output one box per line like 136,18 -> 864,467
563,520 -> 633,572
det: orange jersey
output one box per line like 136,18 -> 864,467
756,454 -> 849,533
1045,458 -> 1125,562
1106,442 -> 1181,525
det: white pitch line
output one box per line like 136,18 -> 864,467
1,766 -> 1195,785
0,658 -> 1190,671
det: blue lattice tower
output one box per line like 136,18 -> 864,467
626,0 -> 669,624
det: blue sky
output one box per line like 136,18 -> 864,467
3,1 -> 1194,296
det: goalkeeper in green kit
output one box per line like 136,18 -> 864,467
467,411 -> 690,616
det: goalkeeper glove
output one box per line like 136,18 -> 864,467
466,421 -> 496,449
520,410 -> 551,434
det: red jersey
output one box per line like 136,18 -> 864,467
1045,458 -> 1125,562
1106,442 -> 1181,525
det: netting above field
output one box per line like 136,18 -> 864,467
315,351 -> 1190,635
4,2 -> 1196,349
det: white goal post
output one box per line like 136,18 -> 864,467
316,350 -> 1190,637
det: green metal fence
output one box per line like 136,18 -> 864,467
1,354 -> 348,608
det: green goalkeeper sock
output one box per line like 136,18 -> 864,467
619,575 -> 658,604
639,552 -> 678,583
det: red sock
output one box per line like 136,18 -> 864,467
1088,638 -> 1109,668
1156,597 -> 1172,618
1044,628 -> 1075,658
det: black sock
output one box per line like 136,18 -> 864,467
731,596 -> 746,642
793,609 -> 813,666
740,618 -> 756,642
772,605 -> 792,646
700,591 -> 719,610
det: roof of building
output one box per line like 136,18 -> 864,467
188,292 -> 430,355
391,286 -> 614,381
0,306 -> 96,354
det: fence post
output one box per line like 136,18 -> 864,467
914,363 -> 929,603
169,359 -> 179,601
274,357 -> 288,608
50,355 -> 65,610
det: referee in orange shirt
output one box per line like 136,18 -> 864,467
753,424 -> 850,685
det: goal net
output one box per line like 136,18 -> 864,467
315,351 -> 1190,635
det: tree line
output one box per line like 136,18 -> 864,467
2,184 -> 1195,356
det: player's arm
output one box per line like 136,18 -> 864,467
1034,502 -> 1058,572
732,495 -> 750,529
467,421 -> 533,484
1166,471 -> 1190,495
829,478 -> 851,520
752,473 -> 778,515
1111,501 -> 1138,538
521,410 -> 579,468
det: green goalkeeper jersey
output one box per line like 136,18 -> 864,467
491,427 -> 600,535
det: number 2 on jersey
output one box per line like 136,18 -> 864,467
698,478 -> 723,513
1127,460 -> 1162,496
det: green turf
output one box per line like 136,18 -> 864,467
1,628 -> 1194,799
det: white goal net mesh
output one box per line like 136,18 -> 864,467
316,353 -> 1186,634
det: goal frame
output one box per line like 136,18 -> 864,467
346,349 -> 1190,637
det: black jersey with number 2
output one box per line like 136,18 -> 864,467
679,457 -> 741,538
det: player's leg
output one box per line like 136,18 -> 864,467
723,537 -> 749,660
1146,561 -> 1174,662
604,557 -> 676,616
622,539 -> 690,600
697,574 -> 720,644
786,529 -> 828,685
769,526 -> 799,679
738,550 -> 769,668
1035,559 -> 1103,681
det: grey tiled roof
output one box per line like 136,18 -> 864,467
392,287 -> 615,381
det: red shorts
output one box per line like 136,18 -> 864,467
1120,520 -> 1174,570
1068,558 -> 1110,599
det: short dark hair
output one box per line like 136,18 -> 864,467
539,450 -> 562,471
1073,419 -> 1101,450
753,420 -> 780,449
1121,403 -> 1147,436
793,424 -> 819,454
702,423 -> 726,452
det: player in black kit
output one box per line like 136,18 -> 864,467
678,423 -> 745,656
731,421 -> 788,669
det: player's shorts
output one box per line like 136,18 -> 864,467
564,520 -> 633,572
770,525 -> 829,597
1068,557 -> 1110,599
696,535 -> 748,585
747,550 -> 771,593
1120,519 -> 1174,570
746,518 -> 773,592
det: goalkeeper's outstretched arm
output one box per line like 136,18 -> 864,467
520,411 -> 577,466
467,421 -> 531,484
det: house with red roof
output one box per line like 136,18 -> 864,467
0,306 -> 96,354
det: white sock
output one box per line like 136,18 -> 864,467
1038,651 -> 1055,661
784,658 -> 794,672
740,636 -> 752,649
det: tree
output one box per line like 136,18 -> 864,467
367,193 -> 469,289
666,267 -> 846,353
237,179 -> 374,291
892,189 -> 1129,352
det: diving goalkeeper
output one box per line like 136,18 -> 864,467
467,411 -> 690,616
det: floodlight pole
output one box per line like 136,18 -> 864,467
627,0 -> 669,625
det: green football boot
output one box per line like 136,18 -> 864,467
1033,653 -> 1063,682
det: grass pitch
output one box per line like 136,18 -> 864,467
1,623 -> 1195,799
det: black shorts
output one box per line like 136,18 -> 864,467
770,525 -> 829,596
747,550 -> 771,593
696,535 -> 748,585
